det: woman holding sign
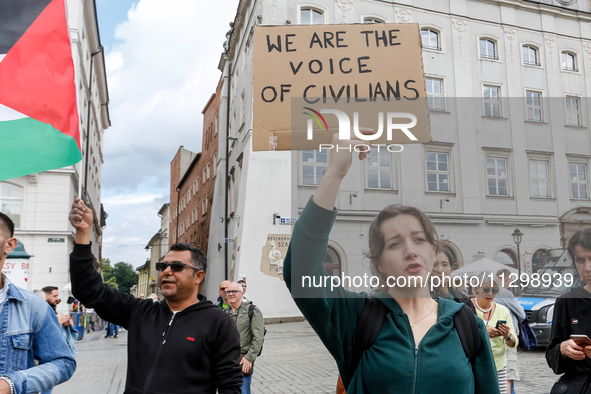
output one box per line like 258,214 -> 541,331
284,131 -> 499,394
546,228 -> 591,394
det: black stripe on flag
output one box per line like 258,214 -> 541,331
0,0 -> 53,54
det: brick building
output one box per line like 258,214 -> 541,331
169,78 -> 221,258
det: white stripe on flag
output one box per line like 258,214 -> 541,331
0,104 -> 27,122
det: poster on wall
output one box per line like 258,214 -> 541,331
3,259 -> 29,289
260,234 -> 291,280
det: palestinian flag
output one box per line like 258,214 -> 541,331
0,0 -> 81,182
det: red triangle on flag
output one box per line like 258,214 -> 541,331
0,0 -> 80,149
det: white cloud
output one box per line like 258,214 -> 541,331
102,0 -> 239,192
103,192 -> 164,205
99,0 -> 239,267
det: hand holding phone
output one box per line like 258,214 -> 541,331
570,335 -> 591,347
495,320 -> 507,329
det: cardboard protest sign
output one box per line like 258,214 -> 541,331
253,23 -> 431,151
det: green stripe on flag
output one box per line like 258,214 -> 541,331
0,117 -> 81,181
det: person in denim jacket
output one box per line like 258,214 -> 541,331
0,212 -> 76,394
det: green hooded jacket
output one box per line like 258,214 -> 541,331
225,300 -> 264,363
284,198 -> 500,394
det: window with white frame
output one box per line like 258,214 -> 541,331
483,85 -> 501,117
187,189 -> 191,202
529,160 -> 550,197
366,149 -> 392,189
479,38 -> 497,59
203,168 -> 206,183
426,152 -> 449,192
561,52 -> 576,71
186,216 -> 189,229
426,78 -> 444,111
0,182 -> 23,228
522,45 -> 539,66
240,92 -> 245,127
566,96 -> 581,126
301,8 -> 323,25
570,163 -> 588,199
487,157 -> 508,196
214,151 -> 218,176
421,29 -> 440,50
364,17 -> 384,23
202,198 -> 206,215
173,229 -> 176,243
526,91 -> 542,122
207,163 -> 211,180
301,150 -> 327,185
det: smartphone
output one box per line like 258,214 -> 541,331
495,320 -> 507,329
570,335 -> 591,347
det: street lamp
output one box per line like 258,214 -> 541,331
512,227 -> 524,289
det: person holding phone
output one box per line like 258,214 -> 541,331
285,132 -> 500,394
546,228 -> 591,394
471,271 -> 517,394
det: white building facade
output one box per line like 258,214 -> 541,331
1,0 -> 110,311
208,0 -> 591,319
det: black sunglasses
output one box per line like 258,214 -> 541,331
481,287 -> 499,294
155,261 -> 201,273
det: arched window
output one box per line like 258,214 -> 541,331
531,248 -> 549,272
495,249 -> 517,268
522,45 -> 538,66
301,8 -> 323,25
421,28 -> 440,50
561,52 -> 576,71
364,17 -> 384,24
324,245 -> 341,277
0,182 -> 23,229
479,38 -> 497,60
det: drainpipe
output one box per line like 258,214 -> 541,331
224,62 -> 232,280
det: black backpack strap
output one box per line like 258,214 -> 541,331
248,304 -> 255,319
453,304 -> 481,364
345,298 -> 386,388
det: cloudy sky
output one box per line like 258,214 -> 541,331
96,0 -> 239,267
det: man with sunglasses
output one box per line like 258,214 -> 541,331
68,199 -> 242,394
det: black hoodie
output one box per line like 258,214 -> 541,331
546,285 -> 591,376
70,243 -> 242,394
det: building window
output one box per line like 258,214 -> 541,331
207,163 -> 211,180
530,160 -> 550,197
366,149 -> 392,189
566,96 -> 581,126
324,246 -> 342,277
487,157 -> 508,196
202,168 -> 206,183
214,151 -> 218,176
479,38 -> 497,60
561,52 -> 576,71
495,249 -> 517,268
301,8 -> 323,25
483,85 -> 501,117
421,29 -> 440,50
202,198 -> 206,215
522,45 -> 539,66
301,150 -> 327,185
526,91 -> 542,122
0,182 -> 23,228
426,152 -> 449,192
364,17 -> 384,23
570,164 -> 588,199
426,78 -> 444,111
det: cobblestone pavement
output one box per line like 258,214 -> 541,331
55,321 -> 558,394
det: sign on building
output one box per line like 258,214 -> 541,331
260,234 -> 291,280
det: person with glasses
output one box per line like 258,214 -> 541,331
225,282 -> 264,394
217,280 -> 231,310
472,271 -> 517,394
68,198 -> 242,394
